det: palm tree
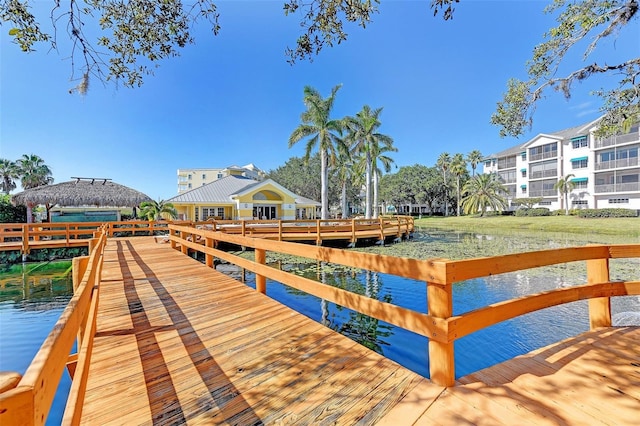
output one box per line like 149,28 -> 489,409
289,85 -> 346,220
139,199 -> 178,221
335,148 -> 356,219
554,174 -> 576,215
467,150 -> 483,177
16,154 -> 53,189
436,152 -> 451,216
0,159 -> 19,194
461,173 -> 508,216
344,105 -> 395,219
450,153 -> 467,217
371,145 -> 396,218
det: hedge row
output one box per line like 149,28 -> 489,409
576,208 -> 638,218
515,208 -> 551,217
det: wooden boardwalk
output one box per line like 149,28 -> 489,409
79,237 -> 640,425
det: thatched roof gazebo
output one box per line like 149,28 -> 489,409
12,177 -> 153,222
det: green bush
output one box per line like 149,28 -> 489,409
577,208 -> 638,218
515,208 -> 550,217
0,195 -> 27,223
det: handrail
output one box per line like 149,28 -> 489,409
0,225 -> 108,425
168,224 -> 640,387
0,217 -> 414,254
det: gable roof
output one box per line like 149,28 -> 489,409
485,116 -> 603,159
167,175 -> 319,205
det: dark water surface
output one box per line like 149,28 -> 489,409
1,229 -> 638,424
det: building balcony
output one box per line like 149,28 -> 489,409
595,157 -> 639,171
594,132 -> 639,149
529,189 -> 557,197
529,170 -> 558,179
529,152 -> 557,162
497,160 -> 517,169
594,182 -> 640,193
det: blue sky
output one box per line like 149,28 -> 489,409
1,1 -> 637,200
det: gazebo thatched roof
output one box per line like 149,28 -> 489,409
12,178 -> 153,207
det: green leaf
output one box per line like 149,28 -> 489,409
8,28 -> 19,36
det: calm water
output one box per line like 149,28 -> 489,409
1,230 -> 639,424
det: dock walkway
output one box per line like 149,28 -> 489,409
79,237 -> 639,425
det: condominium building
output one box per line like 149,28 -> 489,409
483,117 -> 640,210
177,164 -> 265,193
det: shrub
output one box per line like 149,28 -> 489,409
577,208 -> 638,218
515,208 -> 550,217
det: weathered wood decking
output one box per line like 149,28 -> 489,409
80,237 -> 639,425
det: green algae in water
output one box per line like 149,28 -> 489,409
0,261 -> 73,303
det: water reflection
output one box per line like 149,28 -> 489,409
0,262 -> 73,309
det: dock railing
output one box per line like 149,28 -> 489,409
0,217 -> 414,254
169,224 -> 640,387
0,225 -> 108,425
1,224 -> 639,424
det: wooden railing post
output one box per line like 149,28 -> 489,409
278,220 -> 283,241
22,225 -> 29,259
255,248 -> 266,294
427,265 -> 455,386
169,228 -> 176,250
205,237 -> 214,268
316,220 -> 322,245
378,217 -> 384,242
587,257 -> 611,329
241,220 -> 246,237
351,219 -> 356,244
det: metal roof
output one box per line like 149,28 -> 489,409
167,175 -> 319,206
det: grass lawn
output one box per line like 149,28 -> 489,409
414,215 -> 640,237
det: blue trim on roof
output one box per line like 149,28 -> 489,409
571,135 -> 587,141
520,168 -> 527,172
571,156 -> 588,162
571,177 -> 588,182
520,184 -> 527,188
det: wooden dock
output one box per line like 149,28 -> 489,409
77,237 -> 639,424
80,237 -> 436,424
2,233 -> 639,425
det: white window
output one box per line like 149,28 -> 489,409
572,159 -> 588,169
608,198 -> 629,204
572,136 -> 588,149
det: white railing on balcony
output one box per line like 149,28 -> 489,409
595,157 -> 640,171
529,169 -> 558,179
529,189 -> 557,197
594,182 -> 640,193
595,132 -> 639,149
529,151 -> 558,162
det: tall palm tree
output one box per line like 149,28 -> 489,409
16,154 -> 53,189
450,153 -> 467,217
466,150 -> 483,177
289,85 -> 346,219
335,147 -> 357,219
139,199 -> 178,221
554,173 -> 576,215
0,159 -> 19,194
345,105 -> 395,219
461,173 -> 508,216
371,145 -> 396,218
436,152 -> 451,216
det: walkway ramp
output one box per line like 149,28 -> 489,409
81,237 -> 441,424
